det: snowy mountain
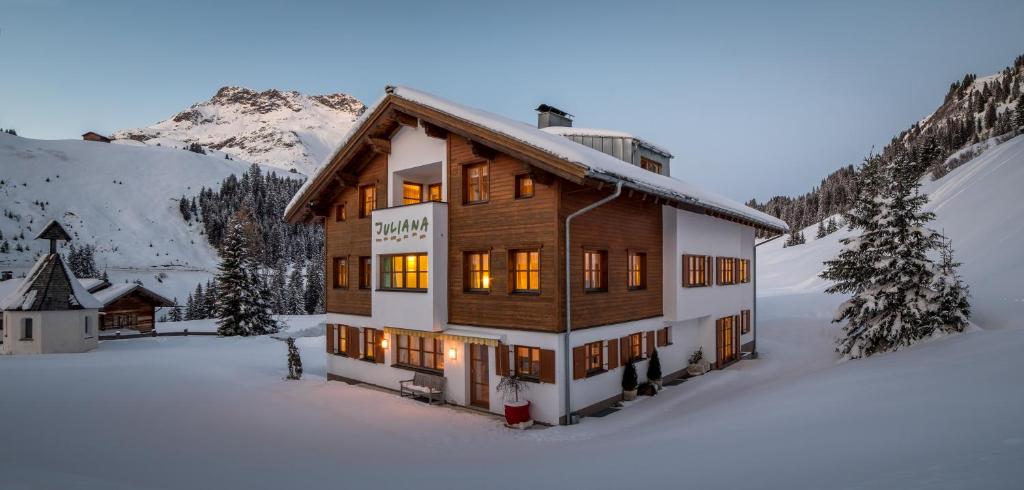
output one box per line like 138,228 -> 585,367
0,132 -> 278,301
113,86 -> 365,175
759,134 -> 1024,329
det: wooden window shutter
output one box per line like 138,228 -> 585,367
607,338 -> 619,370
374,329 -> 385,363
646,330 -> 655,357
539,349 -> 555,383
705,256 -> 714,286
326,324 -> 335,354
657,327 -> 668,347
346,326 -> 361,358
681,254 -> 690,287
495,342 -> 509,376
715,257 -> 722,285
620,336 -> 630,363
572,346 -> 586,380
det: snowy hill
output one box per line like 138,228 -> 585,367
759,134 -> 1024,329
0,132 -> 277,301
114,86 -> 365,174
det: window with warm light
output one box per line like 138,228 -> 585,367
515,174 -> 534,199
364,329 -> 378,361
402,182 -> 423,205
358,256 -> 372,289
396,335 -> 444,372
585,341 -> 604,373
718,257 -> 736,285
332,257 -> 348,289
334,203 -> 346,222
464,251 -> 490,292
738,258 -> 750,283
380,253 -> 428,290
627,251 -> 646,290
338,327 -> 348,354
428,183 -> 442,202
359,184 -> 376,218
628,332 -> 643,361
640,157 -> 662,174
683,254 -> 711,287
463,162 -> 489,204
510,250 -> 540,293
583,250 -> 607,292
515,345 -> 541,380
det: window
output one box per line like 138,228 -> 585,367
23,318 -> 33,340
358,257 -> 372,289
683,254 -> 711,287
740,309 -> 751,335
428,183 -> 442,202
627,251 -> 647,290
510,249 -> 540,293
718,257 -> 736,285
397,335 -> 445,372
464,251 -> 491,292
334,203 -> 346,222
640,157 -> 663,174
338,326 -> 349,354
402,182 -> 423,205
380,253 -> 429,290
582,250 -> 607,291
515,346 -> 541,380
628,332 -> 642,361
332,257 -> 348,289
515,174 -> 534,199
364,329 -> 378,361
585,341 -> 604,373
359,184 -> 376,218
738,259 -> 750,283
84,316 -> 91,336
463,162 -> 489,204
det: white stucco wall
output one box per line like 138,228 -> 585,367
1,309 -> 98,355
387,125 -> 447,207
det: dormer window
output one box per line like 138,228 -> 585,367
640,157 -> 662,174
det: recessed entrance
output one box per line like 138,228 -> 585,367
470,344 -> 489,409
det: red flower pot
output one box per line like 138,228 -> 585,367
504,400 -> 531,425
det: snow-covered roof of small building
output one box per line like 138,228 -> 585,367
90,282 -> 175,308
1,253 -> 101,311
34,220 -> 72,242
0,279 -> 20,306
540,126 -> 674,158
286,85 -> 787,233
77,278 -> 109,293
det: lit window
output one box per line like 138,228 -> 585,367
585,341 -> 603,372
359,184 -> 376,218
339,326 -> 348,354
334,203 -> 346,222
718,257 -> 736,285
397,335 -> 444,371
510,250 -> 540,293
333,257 -> 348,289
364,328 -> 377,361
738,259 -> 750,283
402,182 -> 423,205
465,251 -> 491,292
628,332 -> 642,361
515,346 -> 541,379
683,254 -> 710,287
583,250 -> 606,291
627,251 -> 646,290
640,157 -> 662,174
515,174 -> 534,199
380,253 -> 429,290
464,162 -> 489,204
428,183 -> 442,202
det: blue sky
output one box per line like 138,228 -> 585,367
2,0 -> 1023,201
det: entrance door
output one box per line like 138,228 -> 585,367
716,316 -> 737,368
469,344 -> 489,409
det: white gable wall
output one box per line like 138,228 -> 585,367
2,309 -> 99,355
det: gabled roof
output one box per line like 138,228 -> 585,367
1,253 -> 101,311
284,86 -> 788,233
35,220 -> 72,242
90,282 -> 175,308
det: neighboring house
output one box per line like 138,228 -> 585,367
0,221 -> 101,354
283,86 -> 788,425
81,131 -> 112,143
78,279 -> 174,333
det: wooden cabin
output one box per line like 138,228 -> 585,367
81,280 -> 174,333
81,132 -> 112,143
284,86 -> 788,425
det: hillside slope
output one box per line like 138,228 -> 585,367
114,87 -> 364,174
758,134 -> 1024,329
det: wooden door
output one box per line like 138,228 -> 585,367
470,344 -> 489,409
717,316 -> 737,368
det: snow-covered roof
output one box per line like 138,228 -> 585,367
1,253 -> 101,311
540,126 -> 674,157
77,278 -> 108,293
286,86 -> 787,233
90,282 -> 175,307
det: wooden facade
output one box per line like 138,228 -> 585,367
101,291 -> 157,332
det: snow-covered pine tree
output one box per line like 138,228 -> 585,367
270,265 -> 288,314
826,217 -> 839,234
287,266 -> 305,315
303,251 -> 324,314
215,210 -> 278,336
815,220 -> 827,239
286,337 -> 303,380
184,293 -> 195,321
168,298 -> 182,322
192,283 -> 206,319
932,237 -> 971,333
821,152 -> 947,358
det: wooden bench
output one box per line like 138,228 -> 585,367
400,372 -> 446,405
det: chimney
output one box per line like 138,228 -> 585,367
536,104 -> 573,129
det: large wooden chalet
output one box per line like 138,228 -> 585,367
284,86 -> 787,425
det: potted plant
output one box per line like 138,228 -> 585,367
687,346 -> 709,376
497,374 -> 533,429
622,360 -> 638,401
646,348 -> 663,389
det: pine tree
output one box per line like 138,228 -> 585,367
646,348 -> 662,383
167,298 -> 182,322
821,152 -> 947,358
815,220 -> 827,239
215,211 -> 278,336
303,253 -> 324,314
826,217 -> 839,234
622,360 -> 638,392
287,266 -> 305,314
192,283 -> 206,319
932,237 -> 971,333
286,337 -> 303,380
1015,102 -> 1024,130
185,293 -> 195,321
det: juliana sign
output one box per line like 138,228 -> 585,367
375,216 -> 430,242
